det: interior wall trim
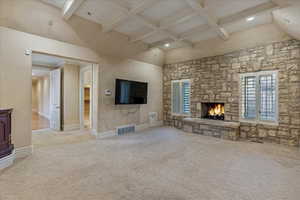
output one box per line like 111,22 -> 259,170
63,124 -> 81,131
0,150 -> 15,170
96,121 -> 164,139
15,145 -> 33,159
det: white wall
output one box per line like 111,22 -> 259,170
36,75 -> 50,119
63,64 -> 80,128
99,58 -> 163,133
0,26 -> 100,148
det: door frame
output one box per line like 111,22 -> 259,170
49,68 -> 62,131
79,64 -> 99,133
31,51 -> 99,135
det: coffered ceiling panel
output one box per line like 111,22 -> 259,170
143,31 -> 169,44
76,0 -> 125,26
224,11 -> 273,34
206,0 -> 271,18
188,29 -> 219,43
115,17 -> 153,37
41,0 -> 67,8
169,15 -> 207,35
141,0 -> 189,23
41,0 -> 286,50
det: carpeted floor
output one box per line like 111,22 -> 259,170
1,127 -> 300,200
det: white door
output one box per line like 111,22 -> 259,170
50,69 -> 61,131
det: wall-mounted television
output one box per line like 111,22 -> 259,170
115,79 -> 148,105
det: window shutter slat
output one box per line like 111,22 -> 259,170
241,76 -> 257,119
171,80 -> 191,115
259,74 -> 276,121
172,82 -> 181,114
182,82 -> 190,114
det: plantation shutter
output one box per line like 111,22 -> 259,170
172,82 -> 181,114
259,74 -> 276,121
182,81 -> 191,114
241,76 -> 257,119
240,71 -> 278,123
171,80 -> 191,115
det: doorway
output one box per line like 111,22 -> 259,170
32,74 -> 51,131
80,65 -> 93,129
84,86 -> 91,128
31,65 -> 55,131
31,53 -> 99,134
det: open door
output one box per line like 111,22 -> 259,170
50,69 -> 61,131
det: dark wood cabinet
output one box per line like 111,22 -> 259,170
0,109 -> 14,159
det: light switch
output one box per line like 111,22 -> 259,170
104,89 -> 112,96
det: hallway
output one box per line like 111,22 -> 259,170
32,112 -> 50,131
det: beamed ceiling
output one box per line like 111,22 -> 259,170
41,0 -> 290,50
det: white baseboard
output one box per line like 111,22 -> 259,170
136,123 -> 149,131
149,120 -> 163,128
96,121 -> 163,139
0,146 -> 33,170
15,145 -> 33,159
0,151 -> 15,170
63,124 -> 81,131
91,129 -> 98,137
96,130 -> 117,139
38,112 -> 50,120
32,128 -> 52,134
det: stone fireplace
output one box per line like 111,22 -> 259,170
163,39 -> 300,146
201,103 -> 225,121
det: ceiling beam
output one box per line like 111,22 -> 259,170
219,1 -> 279,25
180,24 -> 210,40
180,1 -> 280,41
103,0 -> 161,33
62,0 -> 86,20
185,0 -> 229,40
102,0 -> 194,47
271,0 -> 291,7
131,8 -> 198,43
159,8 -> 198,28
132,15 -> 193,47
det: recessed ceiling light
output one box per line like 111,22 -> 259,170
164,43 -> 170,47
246,16 -> 255,22
87,12 -> 92,16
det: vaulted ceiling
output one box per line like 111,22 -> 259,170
40,0 -> 298,50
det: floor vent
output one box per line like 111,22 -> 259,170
117,125 -> 135,135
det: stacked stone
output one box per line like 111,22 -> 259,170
163,39 -> 300,147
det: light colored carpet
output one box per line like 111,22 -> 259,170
1,127 -> 300,200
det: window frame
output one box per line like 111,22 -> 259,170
239,71 -> 279,125
171,79 -> 191,116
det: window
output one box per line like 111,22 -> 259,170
240,71 -> 278,124
171,79 -> 191,115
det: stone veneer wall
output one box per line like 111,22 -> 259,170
163,40 -> 300,146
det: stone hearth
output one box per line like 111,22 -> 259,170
182,118 -> 240,141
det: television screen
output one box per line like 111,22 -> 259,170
115,79 -> 148,104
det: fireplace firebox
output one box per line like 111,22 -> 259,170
201,103 -> 225,120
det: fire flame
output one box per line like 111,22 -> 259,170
208,104 -> 225,116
